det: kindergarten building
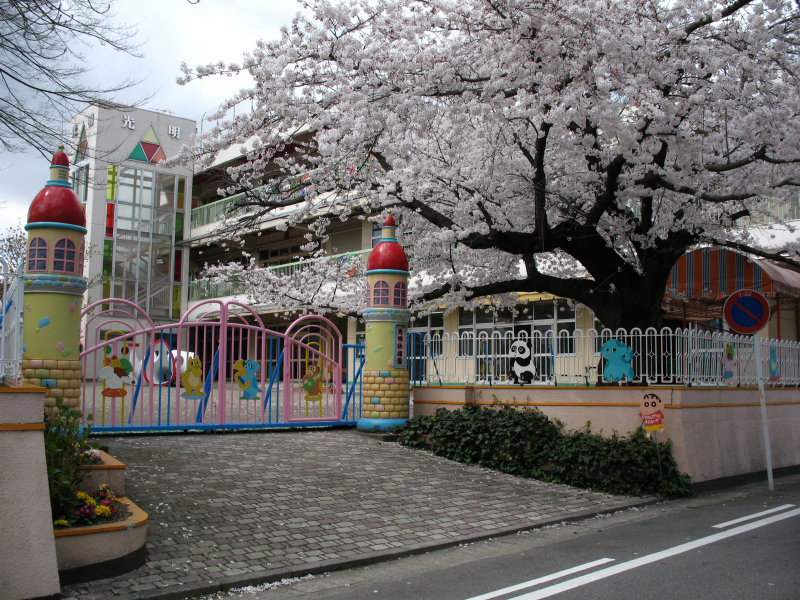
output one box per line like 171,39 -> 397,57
64,104 -> 800,377
12,102 -> 795,482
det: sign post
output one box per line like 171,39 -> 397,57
723,290 -> 773,490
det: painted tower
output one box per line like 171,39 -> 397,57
22,146 -> 87,409
358,215 -> 411,432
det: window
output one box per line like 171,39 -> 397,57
458,300 -> 578,356
409,312 -> 444,357
355,320 -> 366,347
27,237 -> 48,272
371,222 -> 382,247
107,166 -> 185,319
393,281 -> 407,307
373,280 -> 389,305
105,203 -> 115,237
71,163 -> 89,206
53,239 -> 77,273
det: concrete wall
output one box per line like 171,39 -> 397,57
412,385 -> 800,483
0,386 -> 61,599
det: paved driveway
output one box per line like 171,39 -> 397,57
61,430 -> 649,600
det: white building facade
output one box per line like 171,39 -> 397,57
69,105 -> 195,326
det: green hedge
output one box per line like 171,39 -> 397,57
397,405 -> 691,498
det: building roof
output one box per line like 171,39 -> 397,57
27,148 -> 86,229
367,215 -> 409,273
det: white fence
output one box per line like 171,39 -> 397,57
407,328 -> 800,387
0,260 -> 24,383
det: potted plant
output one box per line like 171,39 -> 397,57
44,398 -> 147,584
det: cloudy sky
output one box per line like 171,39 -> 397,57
0,0 -> 303,231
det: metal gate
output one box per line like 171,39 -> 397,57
81,298 -> 363,432
282,315 -> 342,422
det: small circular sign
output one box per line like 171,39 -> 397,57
723,290 -> 770,335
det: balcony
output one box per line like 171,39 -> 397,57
191,175 -> 312,232
190,192 -> 256,230
188,249 -> 370,303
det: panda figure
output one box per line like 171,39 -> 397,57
509,339 -> 536,384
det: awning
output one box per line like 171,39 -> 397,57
663,247 -> 800,323
665,247 -> 800,301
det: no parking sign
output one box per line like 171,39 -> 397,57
723,290 -> 770,335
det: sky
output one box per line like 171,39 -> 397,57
0,0 -> 303,231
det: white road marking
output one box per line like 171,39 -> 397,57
484,507 -> 800,600
712,504 -> 795,529
465,558 -> 615,600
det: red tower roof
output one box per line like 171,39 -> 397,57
27,148 -> 86,229
367,215 -> 409,272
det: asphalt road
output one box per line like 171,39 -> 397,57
194,473 -> 800,600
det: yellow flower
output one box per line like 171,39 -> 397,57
53,519 -> 69,527
94,505 -> 111,518
76,491 -> 90,501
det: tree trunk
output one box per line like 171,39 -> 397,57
585,273 -> 671,331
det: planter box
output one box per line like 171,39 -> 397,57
54,497 -> 148,584
80,449 -> 126,495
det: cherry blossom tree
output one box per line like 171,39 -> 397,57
183,0 -> 800,329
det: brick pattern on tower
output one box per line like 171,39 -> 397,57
363,369 -> 410,419
22,359 -> 82,408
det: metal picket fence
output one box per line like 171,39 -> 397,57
407,328 -> 800,387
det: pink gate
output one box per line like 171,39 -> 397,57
282,315 -> 343,422
80,299 -> 356,431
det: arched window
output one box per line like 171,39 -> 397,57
393,281 -> 407,307
27,237 -> 48,272
53,238 -> 76,273
78,242 -> 85,276
373,280 -> 389,305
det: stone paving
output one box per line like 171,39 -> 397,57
61,430 -> 652,600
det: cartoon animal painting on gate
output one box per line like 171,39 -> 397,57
182,356 -> 205,399
233,358 -> 261,399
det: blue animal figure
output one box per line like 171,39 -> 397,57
233,358 -> 261,399
768,346 -> 779,381
599,339 -> 634,382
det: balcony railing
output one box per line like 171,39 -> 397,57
189,249 -> 370,302
191,192 -> 256,229
191,175 -> 311,229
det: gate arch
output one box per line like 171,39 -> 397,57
283,314 -> 343,422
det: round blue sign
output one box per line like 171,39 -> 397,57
723,290 -> 770,335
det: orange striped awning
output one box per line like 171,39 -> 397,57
665,248 -> 800,302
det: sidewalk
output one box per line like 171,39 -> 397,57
61,430 -> 652,600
